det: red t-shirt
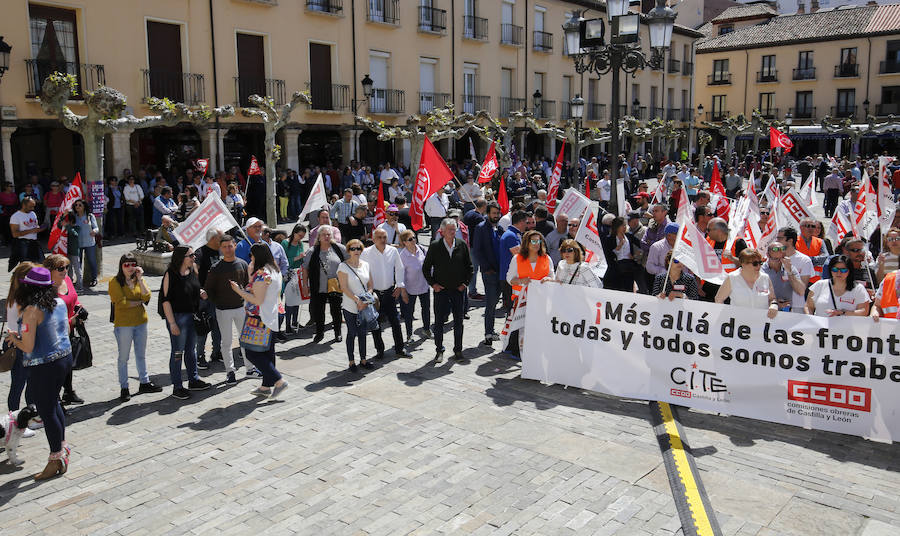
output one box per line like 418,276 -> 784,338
44,191 -> 66,209
58,275 -> 81,322
892,169 -> 900,189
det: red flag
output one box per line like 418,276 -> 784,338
48,173 -> 84,254
478,141 -> 499,184
498,175 -> 510,215
546,142 -> 565,214
709,161 -> 726,197
585,173 -> 591,199
374,181 -> 386,227
248,156 -> 262,176
411,136 -> 454,230
195,158 -> 210,178
770,127 -> 793,154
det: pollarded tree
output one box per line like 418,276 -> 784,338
619,116 -> 653,159
820,114 -> 900,160
518,112 -> 610,165
697,130 -> 712,164
469,110 -> 523,170
356,105 -> 478,184
241,91 -> 311,227
701,113 -> 753,156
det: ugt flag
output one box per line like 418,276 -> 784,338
478,140 -> 499,184
48,173 -> 84,254
411,136 -> 454,230
298,174 -> 327,221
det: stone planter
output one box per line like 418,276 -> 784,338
131,249 -> 172,275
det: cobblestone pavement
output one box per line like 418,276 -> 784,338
1,210 -> 898,535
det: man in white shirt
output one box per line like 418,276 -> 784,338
9,197 -> 44,268
424,187 -> 450,241
376,205 -> 407,245
361,228 -> 412,358
379,161 -> 400,185
776,226 -> 813,311
123,176 -> 145,236
598,170 -> 612,208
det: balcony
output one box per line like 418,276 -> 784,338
25,59 -> 105,100
668,59 -> 681,74
369,88 -> 405,113
460,94 -> 490,114
305,0 -> 342,14
367,0 -> 399,25
877,103 -> 900,116
830,105 -> 856,119
418,92 -> 450,114
587,103 -> 606,121
307,83 -> 349,111
500,97 -> 526,116
234,76 -> 284,107
756,70 -> 778,83
834,63 -> 859,78
707,73 -> 731,85
880,60 -> 900,74
706,110 -> 730,121
680,108 -> 693,122
500,24 -> 524,46
792,67 -> 816,80
533,31 -> 553,52
534,100 -> 555,119
759,108 -> 779,119
560,100 -> 572,119
666,108 -> 679,120
621,106 -> 647,119
789,106 -> 816,120
463,16 -> 488,41
682,62 -> 694,76
141,70 -> 205,106
418,6 -> 447,34
649,106 -> 665,119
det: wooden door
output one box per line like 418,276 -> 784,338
309,43 -> 332,110
237,33 -> 265,106
147,21 -> 183,101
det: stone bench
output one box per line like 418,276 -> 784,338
131,249 -> 172,275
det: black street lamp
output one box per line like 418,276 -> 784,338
784,111 -> 792,135
532,89 -> 542,117
564,0 -> 675,212
0,36 -> 11,182
352,74 -> 376,161
570,94 -> 585,186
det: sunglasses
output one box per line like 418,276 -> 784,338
348,246 -> 363,252
673,259 -> 680,264
561,248 -> 576,253
831,267 -> 850,273
801,224 -> 817,228
405,237 -> 416,242
567,223 -> 579,227
887,237 -> 900,242
847,248 -> 863,253
769,246 -> 786,252
53,266 -> 68,272
759,212 -> 770,215
122,262 -> 138,268
529,239 -> 542,245
745,261 -> 763,267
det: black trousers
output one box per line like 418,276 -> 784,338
372,288 -> 404,353
311,292 -> 342,337
434,288 -> 465,353
824,189 -> 840,217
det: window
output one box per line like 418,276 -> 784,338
795,51 -> 814,79
760,55 -> 776,81
462,63 -> 479,113
28,4 -> 82,97
795,91 -> 813,118
561,75 -> 573,117
887,40 -> 900,63
712,95 -> 726,120
759,93 -> 775,117
718,25 -> 734,35
836,89 -> 855,117
837,48 -> 858,77
711,59 -> 729,84
880,86 -> 900,115
840,48 -> 857,65
369,50 -> 395,112
534,72 -> 545,94
419,57 -> 437,113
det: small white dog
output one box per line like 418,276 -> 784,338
1,405 -> 39,465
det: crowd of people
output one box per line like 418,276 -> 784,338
4,146 -> 900,481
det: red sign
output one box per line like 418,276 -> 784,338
787,380 -> 871,412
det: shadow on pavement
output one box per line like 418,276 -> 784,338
178,398 -> 259,431
0,474 -> 41,507
304,369 -> 361,392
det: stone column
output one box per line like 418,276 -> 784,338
109,129 -> 134,178
198,127 -> 229,173
1,126 -> 16,183
399,139 -> 411,169
340,129 -> 359,164
283,127 -> 302,172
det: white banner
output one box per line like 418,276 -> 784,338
171,194 -> 241,250
298,174 -> 328,221
574,204 -> 609,278
555,188 -> 591,222
522,284 -> 900,443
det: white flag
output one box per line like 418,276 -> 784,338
762,175 -> 779,207
776,188 -> 814,231
878,156 -> 896,234
298,174 -> 328,221
826,208 -> 853,246
672,216 -> 726,284
574,204 -> 609,278
171,194 -> 241,250
852,172 -> 879,239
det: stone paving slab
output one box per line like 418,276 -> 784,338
0,226 -> 897,535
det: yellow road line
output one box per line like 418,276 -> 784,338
658,402 -> 716,536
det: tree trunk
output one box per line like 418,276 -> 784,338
726,134 -> 737,156
408,136 -> 425,184
82,131 -> 106,275
699,142 -> 707,166
753,131 -> 761,152
264,126 -> 278,227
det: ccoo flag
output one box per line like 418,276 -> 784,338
411,136 -> 454,230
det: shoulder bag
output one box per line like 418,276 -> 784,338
322,252 -> 342,294
239,315 -> 272,352
342,262 -> 380,331
0,317 -> 16,373
71,319 -> 94,370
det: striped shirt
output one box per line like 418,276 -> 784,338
330,198 -> 359,224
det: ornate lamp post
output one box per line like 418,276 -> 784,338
0,36 -> 11,182
563,0 -> 676,212
570,94 -> 585,187
351,74 -> 375,160
532,89 -> 542,117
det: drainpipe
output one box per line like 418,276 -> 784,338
209,0 -> 221,170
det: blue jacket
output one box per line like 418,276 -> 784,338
236,238 -> 259,264
472,219 -> 502,273
499,226 -> 522,278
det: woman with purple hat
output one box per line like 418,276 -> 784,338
6,266 -> 73,480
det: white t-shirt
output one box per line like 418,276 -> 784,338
10,210 -> 40,240
599,179 -> 612,201
727,270 -> 772,310
337,261 -> 370,312
807,280 -> 869,316
380,168 -> 399,184
787,251 -> 813,310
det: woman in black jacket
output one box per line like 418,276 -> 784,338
601,217 -> 642,292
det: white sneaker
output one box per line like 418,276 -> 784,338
28,417 -> 44,430
22,428 -> 36,438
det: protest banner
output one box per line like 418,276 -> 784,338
522,284 -> 900,443
499,287 -> 527,351
171,193 -> 241,250
555,188 -> 592,222
574,204 -> 609,278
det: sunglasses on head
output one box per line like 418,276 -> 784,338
831,266 -> 850,273
745,261 -> 762,267
348,246 -> 363,252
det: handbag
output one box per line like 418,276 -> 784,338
0,318 -> 14,373
343,262 -> 380,331
71,320 -> 94,370
193,309 -> 212,337
322,256 -> 341,294
239,315 -> 272,352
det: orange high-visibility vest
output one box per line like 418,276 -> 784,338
880,272 -> 899,318
512,254 -> 551,295
796,236 -> 824,282
707,237 -> 738,273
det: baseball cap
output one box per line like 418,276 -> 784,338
632,192 -> 651,200
664,223 -> 679,235
627,210 -> 642,220
244,217 -> 263,229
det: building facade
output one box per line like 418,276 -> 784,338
1,0 -> 700,184
695,2 -> 900,155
